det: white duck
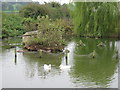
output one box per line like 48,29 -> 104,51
44,64 -> 51,71
59,65 -> 71,70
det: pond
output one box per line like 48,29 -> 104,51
1,37 -> 120,88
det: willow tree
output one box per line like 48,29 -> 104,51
72,2 -> 119,37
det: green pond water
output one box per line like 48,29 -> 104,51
1,37 -> 119,88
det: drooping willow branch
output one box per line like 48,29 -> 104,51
72,2 -> 119,37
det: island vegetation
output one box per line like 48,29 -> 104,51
1,1 -> 120,52
1,1 -> 119,88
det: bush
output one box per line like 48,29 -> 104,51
2,13 -> 25,38
19,3 -> 49,19
19,2 -> 70,20
25,15 -> 68,47
22,17 -> 38,31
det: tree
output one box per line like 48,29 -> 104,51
19,2 -> 70,19
72,2 -> 119,37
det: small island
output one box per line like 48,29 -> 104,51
22,15 -> 73,52
1,1 -> 120,88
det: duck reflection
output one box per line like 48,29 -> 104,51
70,38 -> 118,88
19,37 -> 118,88
23,52 -> 63,78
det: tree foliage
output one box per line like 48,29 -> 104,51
19,2 -> 70,19
2,13 -> 24,38
72,2 -> 119,37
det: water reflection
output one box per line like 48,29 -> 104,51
2,37 -> 119,88
14,56 -> 17,65
22,52 -> 63,78
65,57 -> 68,65
70,38 -> 118,88
59,42 -> 75,72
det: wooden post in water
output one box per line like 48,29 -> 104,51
14,56 -> 17,65
65,53 -> 68,60
14,47 -> 17,65
65,56 -> 68,65
65,49 -> 70,65
14,48 -> 17,58
39,50 -> 42,58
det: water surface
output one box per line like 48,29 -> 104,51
1,37 -> 119,88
